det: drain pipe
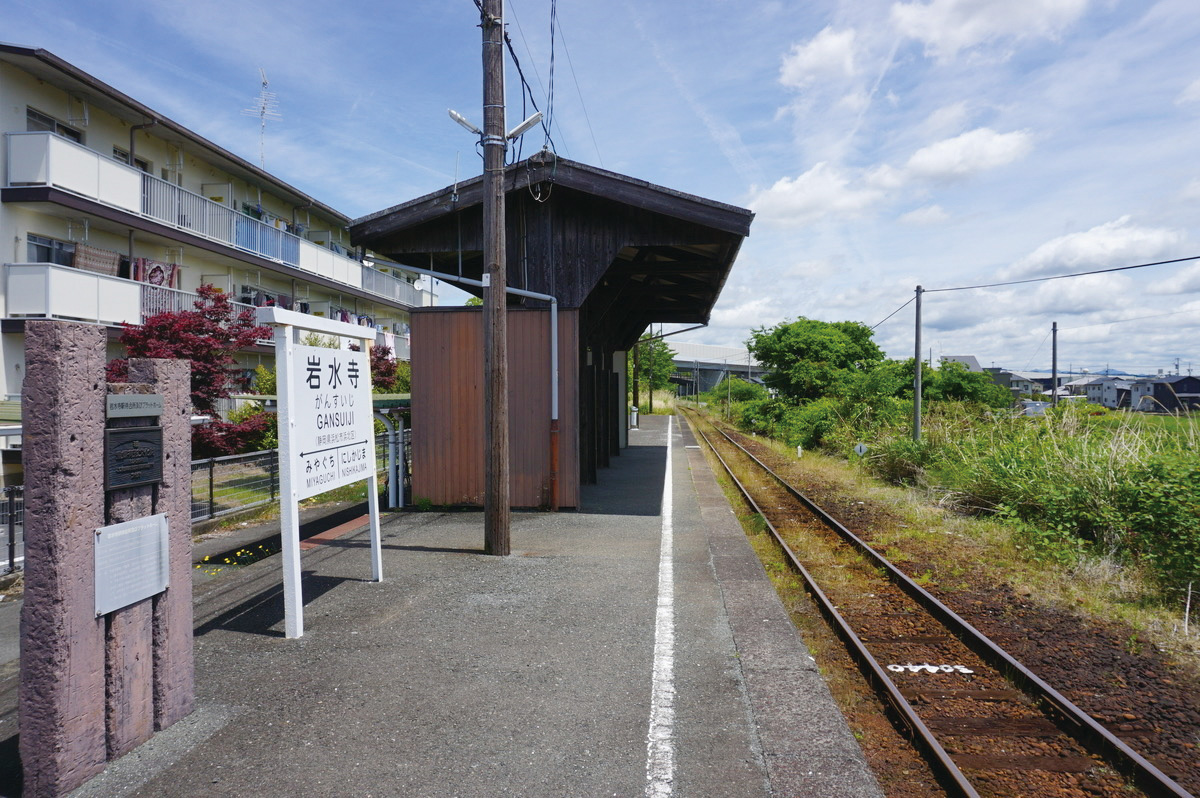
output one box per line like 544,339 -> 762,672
127,119 -> 158,260
128,118 -> 158,168
368,260 -> 561,510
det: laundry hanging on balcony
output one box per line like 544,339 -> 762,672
132,258 -> 180,289
71,244 -> 121,276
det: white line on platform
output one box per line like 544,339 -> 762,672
645,415 -> 676,797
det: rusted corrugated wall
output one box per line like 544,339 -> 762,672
411,307 -> 579,509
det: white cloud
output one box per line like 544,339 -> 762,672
891,0 -> 1090,61
899,204 -> 948,225
749,162 -> 885,226
1178,78 -> 1200,105
1029,274 -> 1131,315
904,128 -> 1033,180
1147,263 -> 1200,296
780,27 -> 858,87
750,127 -> 1029,227
1007,216 -> 1185,278
710,296 -> 786,330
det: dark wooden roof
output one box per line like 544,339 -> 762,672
350,153 -> 753,350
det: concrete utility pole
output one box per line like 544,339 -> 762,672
1051,321 -> 1058,408
913,285 -> 923,442
481,0 -> 510,555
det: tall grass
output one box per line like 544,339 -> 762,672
721,393 -> 1200,599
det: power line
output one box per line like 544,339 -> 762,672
871,296 -> 914,330
1022,329 -> 1051,371
924,254 -> 1200,293
553,11 -> 603,166
1061,306 -> 1200,332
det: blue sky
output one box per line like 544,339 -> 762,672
6,0 -> 1200,375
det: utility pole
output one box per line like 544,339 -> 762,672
481,0 -> 510,555
913,285 -> 923,442
1051,321 -> 1058,408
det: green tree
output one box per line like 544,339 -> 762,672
464,296 -> 483,307
748,317 -> 884,402
925,360 -> 1012,407
630,333 -> 676,392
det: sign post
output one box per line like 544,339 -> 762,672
257,308 -> 382,638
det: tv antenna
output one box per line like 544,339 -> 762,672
242,68 -> 281,170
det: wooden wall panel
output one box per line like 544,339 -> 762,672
411,308 -> 579,509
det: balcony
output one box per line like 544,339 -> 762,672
4,262 -> 254,327
4,132 -> 433,309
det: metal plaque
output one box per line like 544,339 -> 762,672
105,427 -> 164,489
95,513 -> 169,616
106,394 -> 164,419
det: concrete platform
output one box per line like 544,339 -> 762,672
4,414 -> 881,797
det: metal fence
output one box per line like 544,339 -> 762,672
190,432 -> 408,523
2,485 -> 22,575
1,431 -> 410,574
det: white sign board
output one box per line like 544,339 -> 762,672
95,513 -> 169,616
257,306 -> 384,639
290,344 -> 374,500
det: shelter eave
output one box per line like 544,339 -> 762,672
350,154 -> 754,242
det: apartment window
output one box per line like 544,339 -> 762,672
27,234 -> 75,266
112,146 -> 150,172
26,107 -> 83,143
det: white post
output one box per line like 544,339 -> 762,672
273,322 -> 304,639
259,307 -> 384,639
367,471 -> 383,582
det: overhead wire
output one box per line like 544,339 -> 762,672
1060,306 -> 1200,331
1022,330 -> 1052,371
554,11 -> 603,167
871,296 -> 914,330
924,255 -> 1200,293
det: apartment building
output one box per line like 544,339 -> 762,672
0,44 -> 432,407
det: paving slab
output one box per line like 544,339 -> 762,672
1,414 -> 880,797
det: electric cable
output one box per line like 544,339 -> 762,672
554,12 -> 603,166
1060,306 -> 1200,331
924,255 -> 1200,293
871,296 -> 914,330
1022,330 -> 1051,371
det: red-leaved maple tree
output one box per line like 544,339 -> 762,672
107,284 -> 270,414
107,285 -> 273,457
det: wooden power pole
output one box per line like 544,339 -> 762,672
481,0 -> 510,555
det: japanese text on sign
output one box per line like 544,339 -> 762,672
290,344 -> 373,500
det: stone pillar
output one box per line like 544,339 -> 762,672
19,322 -> 194,797
19,322 -> 109,796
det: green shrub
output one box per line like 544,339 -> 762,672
1118,454 -> 1200,592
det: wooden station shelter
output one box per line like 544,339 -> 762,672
350,153 -> 753,509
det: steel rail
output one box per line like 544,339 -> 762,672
688,418 -> 981,798
695,413 -> 1193,798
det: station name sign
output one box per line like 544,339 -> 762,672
290,344 -> 374,501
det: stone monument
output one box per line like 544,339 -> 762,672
19,321 -> 194,797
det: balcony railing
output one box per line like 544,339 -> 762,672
4,263 -> 254,326
4,132 -> 432,308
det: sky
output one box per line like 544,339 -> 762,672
5,0 -> 1200,376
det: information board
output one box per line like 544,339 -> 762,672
105,427 -> 164,489
290,344 -> 374,500
95,514 -> 169,616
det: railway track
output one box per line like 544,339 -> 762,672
683,409 -> 1193,798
